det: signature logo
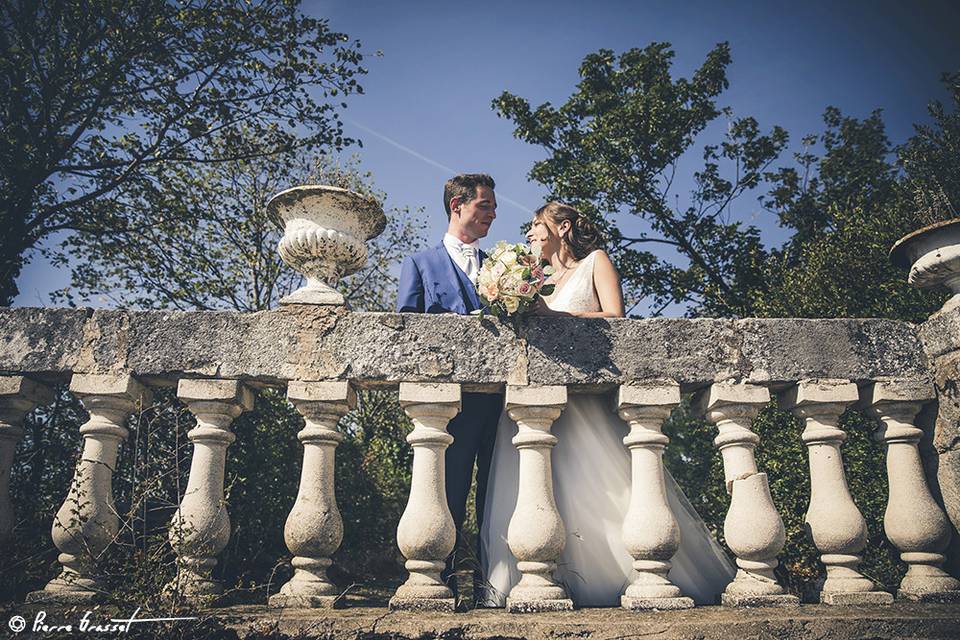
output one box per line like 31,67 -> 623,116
8,608 -> 197,634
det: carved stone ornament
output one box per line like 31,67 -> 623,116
891,218 -> 960,316
269,185 -> 386,305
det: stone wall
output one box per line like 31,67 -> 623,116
919,306 -> 960,577
0,307 -> 930,389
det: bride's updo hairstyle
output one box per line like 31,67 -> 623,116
534,202 -> 604,260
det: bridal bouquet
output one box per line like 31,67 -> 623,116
476,241 -> 555,317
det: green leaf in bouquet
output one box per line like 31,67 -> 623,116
540,284 -> 556,296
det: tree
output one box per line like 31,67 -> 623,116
740,105 -> 948,322
899,70 -> 960,224
0,0 -> 367,304
493,42 -> 788,316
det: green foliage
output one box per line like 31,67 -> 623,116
494,42 -> 788,316
1,0 -> 368,304
745,98 -> 949,322
900,70 -> 960,224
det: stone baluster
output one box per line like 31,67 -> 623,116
695,382 -> 798,607
861,380 -> 960,602
504,385 -> 572,613
270,380 -> 356,609
166,379 -> 253,604
28,374 -> 150,604
780,379 -> 893,605
0,376 -> 53,547
617,381 -> 694,610
390,383 -> 461,612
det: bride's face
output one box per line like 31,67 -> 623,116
526,214 -> 569,261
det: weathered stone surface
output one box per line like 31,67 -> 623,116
388,597 -> 455,612
525,317 -> 740,387
779,378 -> 859,409
286,379 -> 354,403
721,593 -> 801,608
0,307 -> 88,377
739,318 -> 929,384
268,594 -> 343,609
898,589 -> 960,603
919,302 -> 960,579
70,372 -> 150,402
0,308 -> 933,390
506,597 -> 574,613
505,384 -> 566,407
208,602 -> 960,639
398,382 -> 460,405
124,309 -> 307,382
617,380 -> 681,407
327,313 -> 523,387
621,595 -> 695,610
932,351 -> 960,453
919,305 -> 960,360
821,591 -> 894,605
940,449 -> 960,547
861,378 -> 937,405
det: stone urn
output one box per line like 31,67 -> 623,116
268,185 -> 386,305
890,218 -> 960,316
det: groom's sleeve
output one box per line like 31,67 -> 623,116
397,255 -> 424,312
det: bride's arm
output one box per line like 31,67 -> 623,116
580,250 -> 625,318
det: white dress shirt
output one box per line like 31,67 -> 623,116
443,233 -> 481,284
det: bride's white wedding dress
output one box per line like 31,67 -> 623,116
479,250 -> 735,607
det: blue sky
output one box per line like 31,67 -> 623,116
13,0 -> 960,311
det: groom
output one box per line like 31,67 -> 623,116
397,173 -> 503,603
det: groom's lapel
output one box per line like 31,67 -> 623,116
434,243 -> 481,312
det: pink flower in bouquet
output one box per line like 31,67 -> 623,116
481,281 -> 499,301
476,241 -> 555,318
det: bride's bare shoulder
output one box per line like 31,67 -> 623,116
590,249 -> 616,272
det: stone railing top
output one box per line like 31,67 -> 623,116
0,307 -> 930,391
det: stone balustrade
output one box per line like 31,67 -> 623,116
1,305 -> 959,610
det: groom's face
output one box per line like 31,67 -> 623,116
452,186 -> 497,241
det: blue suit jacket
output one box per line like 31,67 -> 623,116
397,243 -> 485,314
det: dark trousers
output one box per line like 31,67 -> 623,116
441,391 -> 502,598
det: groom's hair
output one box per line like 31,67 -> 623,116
443,173 -> 496,218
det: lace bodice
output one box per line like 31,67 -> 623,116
543,250 -> 601,314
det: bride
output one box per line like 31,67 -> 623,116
478,202 -> 735,607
